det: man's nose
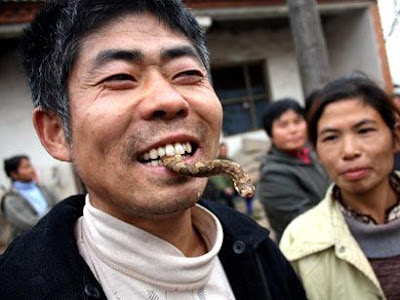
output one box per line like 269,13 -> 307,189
138,74 -> 189,121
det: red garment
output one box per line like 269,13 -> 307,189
288,147 -> 312,164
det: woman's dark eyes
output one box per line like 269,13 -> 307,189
322,135 -> 337,142
321,128 -> 375,142
358,128 -> 375,134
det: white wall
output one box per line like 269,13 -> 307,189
378,0 -> 400,86
0,48 -> 77,199
206,9 -> 384,154
207,25 -> 305,103
325,10 -> 384,86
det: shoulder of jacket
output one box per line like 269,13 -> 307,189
1,189 -> 23,206
260,156 -> 298,174
280,188 -> 336,260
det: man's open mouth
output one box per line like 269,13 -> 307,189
138,142 -> 197,166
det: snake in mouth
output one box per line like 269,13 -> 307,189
161,155 -> 255,198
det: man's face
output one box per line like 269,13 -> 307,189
12,158 -> 36,183
316,98 -> 397,196
271,109 -> 307,152
66,14 -> 222,222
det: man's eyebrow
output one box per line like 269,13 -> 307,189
89,49 -> 143,72
161,46 -> 201,63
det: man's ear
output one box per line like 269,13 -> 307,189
33,108 -> 72,162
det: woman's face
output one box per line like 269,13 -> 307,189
271,109 -> 308,152
316,98 -> 399,196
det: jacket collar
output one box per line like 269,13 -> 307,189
282,184 -> 382,290
264,144 -> 318,166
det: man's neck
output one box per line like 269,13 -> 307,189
138,209 -> 207,257
109,206 -> 207,257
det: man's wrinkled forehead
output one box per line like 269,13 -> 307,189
75,13 -> 204,68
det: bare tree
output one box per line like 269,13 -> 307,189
286,0 -> 331,96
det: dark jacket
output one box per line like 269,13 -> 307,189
0,195 -> 306,300
258,145 -> 330,240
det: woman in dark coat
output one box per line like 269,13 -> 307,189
258,98 -> 330,241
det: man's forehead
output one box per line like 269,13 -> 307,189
78,15 -> 198,62
82,12 -> 188,46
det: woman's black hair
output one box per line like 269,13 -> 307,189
307,75 -> 399,146
262,98 -> 305,137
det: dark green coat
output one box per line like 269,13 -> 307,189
258,145 -> 330,240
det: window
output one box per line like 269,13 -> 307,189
211,62 -> 269,136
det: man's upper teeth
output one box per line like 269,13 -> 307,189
149,149 -> 158,160
165,144 -> 175,156
142,142 -> 192,161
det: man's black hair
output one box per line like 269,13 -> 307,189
20,0 -> 209,143
262,98 -> 305,137
4,155 -> 29,179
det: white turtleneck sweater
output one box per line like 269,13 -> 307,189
75,196 -> 235,299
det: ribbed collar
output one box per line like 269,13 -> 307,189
81,196 -> 224,290
345,215 -> 400,258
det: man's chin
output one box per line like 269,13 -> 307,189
131,197 -> 198,219
152,200 -> 197,216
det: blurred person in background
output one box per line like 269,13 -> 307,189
1,155 -> 57,240
258,98 -> 330,242
0,184 -> 12,253
281,76 -> 400,300
202,142 -> 236,208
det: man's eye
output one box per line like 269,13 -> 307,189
174,70 -> 204,81
181,70 -> 203,76
99,73 -> 137,89
103,74 -> 134,82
